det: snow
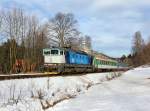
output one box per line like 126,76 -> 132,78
0,72 -> 120,111
48,67 -> 150,111
0,67 -> 150,111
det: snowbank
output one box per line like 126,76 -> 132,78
0,72 -> 121,111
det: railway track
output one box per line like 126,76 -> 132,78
0,72 -> 59,81
0,72 -> 96,81
0,70 -> 127,81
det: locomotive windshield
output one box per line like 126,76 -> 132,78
44,51 -> 50,55
51,49 -> 59,55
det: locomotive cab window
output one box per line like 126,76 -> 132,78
51,49 -> 58,55
60,50 -> 64,55
44,51 -> 50,55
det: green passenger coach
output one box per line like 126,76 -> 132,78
93,57 -> 118,69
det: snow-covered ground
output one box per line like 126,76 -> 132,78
0,67 -> 150,111
0,72 -> 121,111
48,67 -> 150,111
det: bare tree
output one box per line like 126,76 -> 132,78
19,10 -> 28,59
66,37 -> 80,49
35,24 -> 49,69
0,10 -> 4,42
79,35 -> 92,53
1,8 -> 27,73
0,8 -> 44,73
0,11 -> 3,31
132,31 -> 144,54
26,16 -> 39,57
24,16 -> 48,72
47,12 -> 79,47
132,31 -> 145,66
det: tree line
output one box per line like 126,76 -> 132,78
121,31 -> 150,67
0,8 -> 90,74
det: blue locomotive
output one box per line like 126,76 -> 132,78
65,50 -> 92,65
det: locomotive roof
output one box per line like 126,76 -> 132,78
43,47 -> 90,55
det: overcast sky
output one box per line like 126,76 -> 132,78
0,0 -> 150,57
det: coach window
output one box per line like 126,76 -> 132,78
102,61 -> 104,65
111,62 -> 113,66
51,49 -> 58,55
113,63 -> 115,66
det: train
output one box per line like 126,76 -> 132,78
42,47 -> 128,74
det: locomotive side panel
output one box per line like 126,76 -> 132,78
65,50 -> 92,65
43,48 -> 66,64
